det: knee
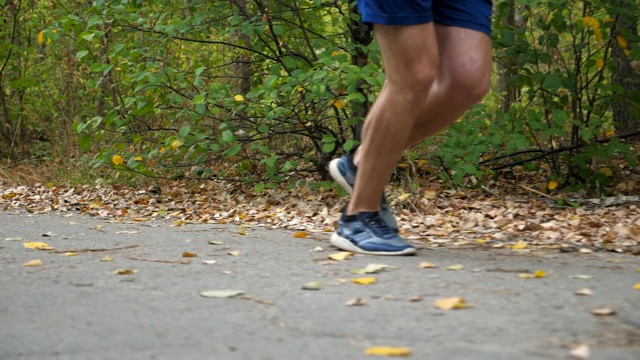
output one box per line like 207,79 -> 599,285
445,58 -> 491,106
395,69 -> 438,103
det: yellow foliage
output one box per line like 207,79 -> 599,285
37,30 -> 45,45
364,347 -> 412,357
548,180 -> 559,190
352,277 -> 376,285
112,155 -> 124,165
616,35 -> 628,49
596,59 -> 605,69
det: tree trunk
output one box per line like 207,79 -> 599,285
230,0 -> 252,126
611,8 -> 640,139
348,0 -> 372,141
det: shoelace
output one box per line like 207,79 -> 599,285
359,212 -> 396,238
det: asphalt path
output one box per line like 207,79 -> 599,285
1,210 -> 639,360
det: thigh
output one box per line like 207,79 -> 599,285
433,0 -> 493,37
373,23 -> 439,88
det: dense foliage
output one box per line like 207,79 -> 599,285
1,0 -> 639,193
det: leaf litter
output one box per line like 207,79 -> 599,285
2,181 -> 640,253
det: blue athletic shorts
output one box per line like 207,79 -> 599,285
356,0 -> 493,36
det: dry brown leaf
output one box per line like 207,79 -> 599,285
364,347 -> 412,357
446,264 -> 464,271
345,298 -> 366,306
293,231 -> 308,238
419,261 -> 437,269
591,308 -> 616,316
575,288 -> 593,296
569,344 -> 590,359
23,259 -> 42,267
434,297 -> 469,310
182,252 -> 197,258
328,251 -> 354,261
113,269 -> 137,275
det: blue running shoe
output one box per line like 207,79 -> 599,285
328,152 -> 399,232
331,212 -> 416,255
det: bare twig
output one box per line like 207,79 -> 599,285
128,257 -> 191,265
49,245 -> 139,254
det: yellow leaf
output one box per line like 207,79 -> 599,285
616,35 -> 628,49
228,250 -> 240,256
134,155 -> 143,161
64,252 -> 77,256
296,85 -> 304,92
37,30 -> 45,45
596,59 -> 605,69
352,277 -> 376,285
328,251 -> 354,261
23,242 -> 52,250
624,49 -> 630,57
582,16 -> 600,30
112,155 -> 124,165
535,270 -> 547,278
171,139 -> 183,150
595,28 -> 603,42
182,252 -> 197,258
293,231 -> 308,238
518,273 -> 535,279
634,283 -> 640,291
548,180 -> 559,190
101,255 -> 114,262
396,193 -> 411,203
446,264 -> 464,271
113,269 -> 137,275
331,99 -> 344,109
331,50 -> 340,57
511,240 -> 528,250
234,94 -> 244,101
419,261 -> 437,269
599,167 -> 613,177
364,347 -> 412,357
434,297 -> 469,310
476,239 -> 486,244
23,259 -> 42,267
603,15 -> 615,23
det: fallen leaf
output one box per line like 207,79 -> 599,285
518,273 -> 535,279
302,281 -> 321,290
419,261 -> 437,269
113,269 -> 137,275
4,237 -> 23,241
352,277 -> 376,285
548,180 -> 559,190
310,246 -> 324,252
293,231 -> 308,238
41,231 -> 57,237
534,270 -> 547,278
446,264 -> 464,271
200,289 -> 244,298
328,251 -> 354,261
352,264 -> 394,275
208,240 -> 224,245
575,288 -> 593,296
409,294 -> 424,302
228,250 -> 240,256
23,242 -> 53,250
64,252 -> 77,256
634,283 -> 640,291
101,255 -> 114,262
579,248 -> 593,254
434,297 -> 469,310
364,347 -> 412,357
182,252 -> 197,258
23,259 -> 42,267
569,344 -> 590,359
511,240 -> 528,250
570,275 -> 593,280
591,308 -> 616,316
345,298 -> 366,306
202,260 -> 217,265
116,230 -> 138,235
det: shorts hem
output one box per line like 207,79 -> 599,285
361,14 -> 434,27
